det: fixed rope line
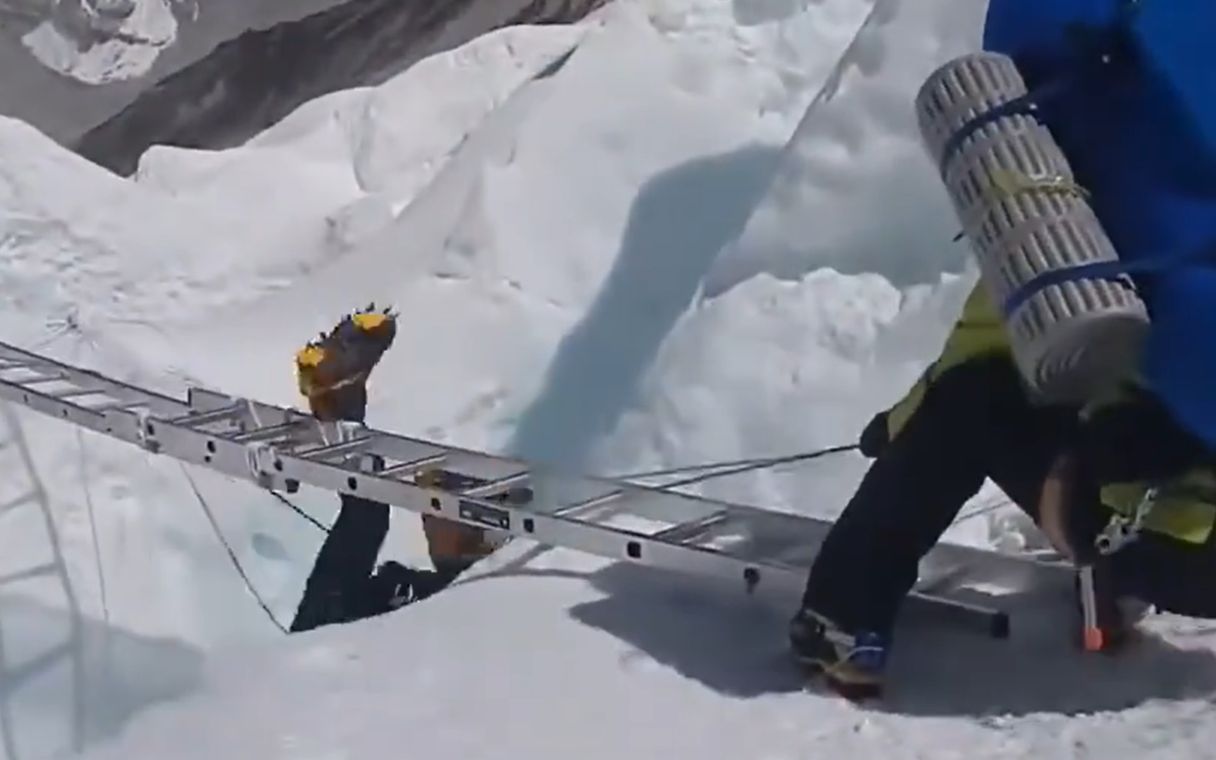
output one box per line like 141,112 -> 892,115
614,444 -> 862,483
270,491 -> 331,533
179,463 -> 288,634
654,445 -> 863,489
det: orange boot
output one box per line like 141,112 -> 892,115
416,469 -> 503,577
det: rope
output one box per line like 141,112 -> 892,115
178,463 -> 288,634
63,338 -> 112,630
616,457 -> 783,481
655,445 -> 861,489
76,428 -> 111,629
271,491 -> 331,533
617,445 -> 865,479
621,444 -> 1017,531
616,444 -> 861,487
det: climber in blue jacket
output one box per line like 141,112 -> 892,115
788,0 -> 1216,700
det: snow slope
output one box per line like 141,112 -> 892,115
2,0 -> 1215,758
606,0 -> 995,526
0,22 -> 598,759
79,544 -> 1216,760
20,0 -> 180,85
1,2 -> 869,754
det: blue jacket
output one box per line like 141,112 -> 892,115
982,0 -> 1216,449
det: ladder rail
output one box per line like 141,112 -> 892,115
0,341 -> 1075,640
162,390 -> 1070,617
188,386 -> 1068,582
134,411 -> 1011,634
0,403 -> 88,755
0,344 -> 185,414
0,356 -> 188,445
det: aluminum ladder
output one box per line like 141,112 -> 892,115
0,403 -> 85,759
0,340 -> 1073,639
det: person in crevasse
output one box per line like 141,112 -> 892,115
788,0 -> 1216,700
289,306 -> 498,633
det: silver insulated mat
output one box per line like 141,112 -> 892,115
915,51 -> 1149,404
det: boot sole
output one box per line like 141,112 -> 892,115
793,652 -> 884,702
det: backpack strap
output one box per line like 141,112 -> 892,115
937,75 -> 1078,179
999,247 -> 1216,319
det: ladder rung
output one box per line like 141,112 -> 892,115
770,541 -> 815,567
17,372 -> 67,386
380,453 -> 447,478
297,436 -> 376,462
652,510 -> 732,543
916,564 -> 971,595
459,471 -> 530,499
228,420 -> 304,444
167,402 -> 245,427
906,590 -> 1010,639
50,387 -> 110,400
553,490 -> 625,517
93,398 -> 154,412
0,562 -> 57,586
0,359 -> 44,373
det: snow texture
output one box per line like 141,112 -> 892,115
1,0 -> 1215,758
21,0 -> 179,85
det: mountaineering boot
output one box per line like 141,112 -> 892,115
363,561 -> 458,614
295,302 -> 398,422
788,607 -> 888,701
416,469 -> 504,573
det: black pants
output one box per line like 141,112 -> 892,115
799,356 -> 1216,637
290,494 -> 389,633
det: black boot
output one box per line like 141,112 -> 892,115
788,607 -> 889,701
289,586 -> 351,633
363,560 -> 462,613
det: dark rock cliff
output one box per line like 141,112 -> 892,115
72,0 -> 608,176
0,0 -> 343,142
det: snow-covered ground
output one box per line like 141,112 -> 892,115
2,0 -> 1216,758
20,0 -> 181,85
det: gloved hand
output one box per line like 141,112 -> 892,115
858,411 -> 890,458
